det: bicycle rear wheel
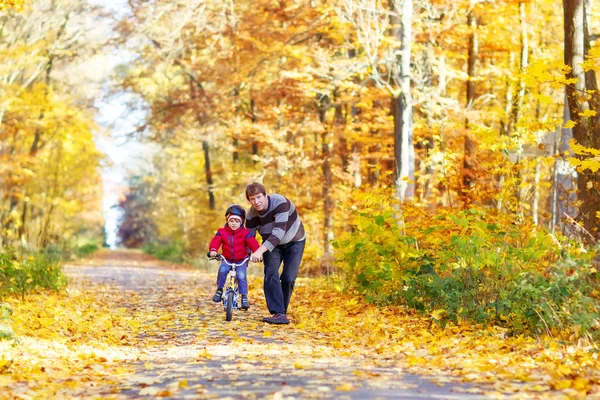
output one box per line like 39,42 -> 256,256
226,291 -> 234,321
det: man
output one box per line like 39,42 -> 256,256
245,182 -> 306,325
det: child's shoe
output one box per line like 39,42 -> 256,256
212,288 -> 223,302
241,295 -> 250,310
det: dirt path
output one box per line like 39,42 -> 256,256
62,250 -> 486,399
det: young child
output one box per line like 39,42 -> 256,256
209,204 -> 260,310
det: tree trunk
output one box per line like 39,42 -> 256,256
514,1 -> 529,214
551,135 -> 559,232
250,98 -> 259,162
496,55 -> 515,212
532,158 -> 541,225
463,1 -> 478,196
202,140 -> 215,210
514,1 -> 529,128
319,95 -> 334,263
338,103 -> 349,173
390,0 -> 415,202
20,54 -> 56,242
233,137 -> 239,163
417,42 -> 435,203
563,0 -> 600,242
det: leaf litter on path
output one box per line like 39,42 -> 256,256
0,250 -> 598,399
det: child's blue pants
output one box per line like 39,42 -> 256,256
216,260 -> 248,295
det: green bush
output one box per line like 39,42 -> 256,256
0,303 -> 15,340
0,248 -> 67,300
142,242 -> 184,263
335,205 -> 600,338
74,242 -> 99,258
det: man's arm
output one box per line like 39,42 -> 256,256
251,206 -> 288,262
262,201 -> 290,251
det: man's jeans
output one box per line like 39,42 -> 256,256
216,260 -> 248,295
263,240 -> 305,315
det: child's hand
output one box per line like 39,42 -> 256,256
209,251 -> 218,258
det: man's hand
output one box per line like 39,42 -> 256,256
250,246 -> 268,262
250,252 -> 263,262
209,251 -> 218,258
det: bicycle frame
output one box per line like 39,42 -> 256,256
208,255 -> 249,321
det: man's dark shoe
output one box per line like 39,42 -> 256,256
241,295 -> 250,310
262,313 -> 289,324
212,289 -> 223,302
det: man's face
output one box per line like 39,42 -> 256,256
248,193 -> 268,212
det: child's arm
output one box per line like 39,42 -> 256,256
208,230 -> 223,256
245,232 -> 261,253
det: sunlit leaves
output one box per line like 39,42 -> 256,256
581,42 -> 600,72
0,0 -> 26,11
2,250 -> 600,397
567,140 -> 600,173
0,0 -> 106,249
523,59 -> 573,89
295,279 -> 600,397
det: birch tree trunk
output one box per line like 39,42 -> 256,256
390,0 -> 415,202
514,0 -> 529,216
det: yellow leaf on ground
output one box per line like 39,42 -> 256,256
335,383 -> 355,391
294,360 -> 312,369
431,309 -> 445,321
551,379 -> 572,390
198,348 -> 212,359
573,377 -> 590,391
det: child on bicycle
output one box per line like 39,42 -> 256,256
209,204 -> 260,310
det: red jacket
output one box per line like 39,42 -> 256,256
209,226 -> 260,262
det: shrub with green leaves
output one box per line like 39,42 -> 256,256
335,198 -> 600,338
0,303 -> 15,340
142,242 -> 184,263
0,248 -> 67,300
74,242 -> 99,258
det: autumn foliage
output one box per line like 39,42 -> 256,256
0,0 -> 106,252
334,188 -> 600,338
107,0 -> 600,336
1,0 -> 600,398
0,0 -> 599,359
114,0 -> 587,250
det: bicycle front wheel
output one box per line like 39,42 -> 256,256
225,291 -> 234,321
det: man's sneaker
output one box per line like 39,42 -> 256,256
212,289 -> 223,302
241,295 -> 250,310
262,313 -> 289,324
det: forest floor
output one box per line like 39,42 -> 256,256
0,249 -> 598,399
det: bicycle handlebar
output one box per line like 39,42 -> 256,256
206,253 -> 250,267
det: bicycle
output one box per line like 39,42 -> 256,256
207,254 -> 250,321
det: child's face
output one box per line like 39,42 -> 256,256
227,217 -> 243,230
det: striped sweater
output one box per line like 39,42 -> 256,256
246,194 -> 306,251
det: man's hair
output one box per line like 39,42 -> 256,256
245,182 -> 266,200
